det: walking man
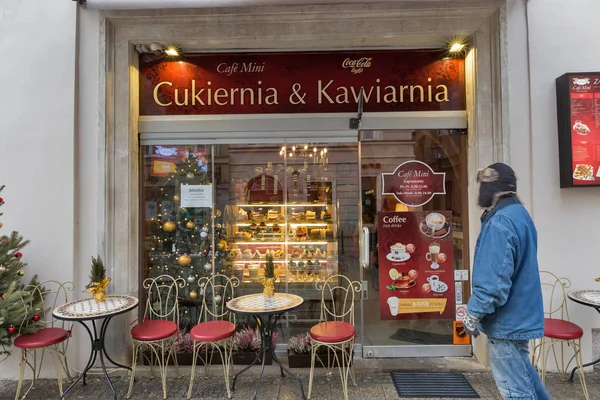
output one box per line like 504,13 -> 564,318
464,163 -> 551,399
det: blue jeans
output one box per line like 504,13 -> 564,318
488,338 -> 552,400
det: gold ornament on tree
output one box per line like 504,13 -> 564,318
173,194 -> 180,202
86,255 -> 110,302
163,220 -> 177,232
189,290 -> 198,299
260,254 -> 276,297
178,254 -> 192,266
17,269 -> 25,276
186,221 -> 195,229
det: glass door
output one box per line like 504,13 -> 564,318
359,129 -> 471,358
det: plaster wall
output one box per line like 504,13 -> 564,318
525,0 -> 600,366
0,0 -> 77,377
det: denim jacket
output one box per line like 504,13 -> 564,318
467,196 -> 544,340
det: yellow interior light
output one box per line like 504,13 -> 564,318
165,47 -> 180,56
449,43 -> 465,53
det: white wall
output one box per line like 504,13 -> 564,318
510,0 -> 600,365
0,0 -> 77,377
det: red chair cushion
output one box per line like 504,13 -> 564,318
310,321 -> 355,343
14,327 -> 70,349
544,318 -> 583,340
131,320 -> 178,341
190,320 -> 236,342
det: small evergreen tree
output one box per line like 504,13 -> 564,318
86,255 -> 106,289
0,186 -> 43,359
264,254 -> 275,279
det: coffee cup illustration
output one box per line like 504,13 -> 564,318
425,242 -> 441,269
389,242 -> 407,259
426,275 -> 448,293
387,296 -> 400,316
426,213 -> 446,233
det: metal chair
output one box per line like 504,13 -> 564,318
531,271 -> 588,399
307,275 -> 362,400
187,274 -> 239,399
14,280 -> 74,400
127,275 -> 185,400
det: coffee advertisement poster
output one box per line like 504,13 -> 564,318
378,211 -> 454,320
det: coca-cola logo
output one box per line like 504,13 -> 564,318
342,57 -> 372,74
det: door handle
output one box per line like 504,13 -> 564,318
361,227 -> 369,269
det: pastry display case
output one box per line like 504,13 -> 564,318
225,200 -> 338,285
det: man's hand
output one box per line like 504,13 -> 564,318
463,312 -> 480,338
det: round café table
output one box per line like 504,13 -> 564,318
53,295 -> 138,399
227,292 -> 305,400
567,290 -> 600,381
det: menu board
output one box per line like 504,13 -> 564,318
556,73 -> 600,187
378,211 -> 455,320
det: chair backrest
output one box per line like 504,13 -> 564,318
197,274 -> 239,324
315,274 -> 362,325
141,274 -> 185,323
19,280 -> 74,332
539,270 -> 571,321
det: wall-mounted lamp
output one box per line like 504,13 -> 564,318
444,36 -> 469,58
449,43 -> 466,53
136,42 -> 183,61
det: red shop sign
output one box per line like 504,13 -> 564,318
139,50 -> 465,115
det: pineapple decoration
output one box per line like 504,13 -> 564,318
260,254 -> 276,297
86,255 -> 110,302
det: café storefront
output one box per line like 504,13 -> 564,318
100,2 -> 508,364
138,48 -> 471,358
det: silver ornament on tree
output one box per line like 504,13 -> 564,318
186,172 -> 195,179
203,262 -> 212,272
214,294 -> 222,304
187,274 -> 196,284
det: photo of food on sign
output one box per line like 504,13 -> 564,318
572,120 -> 591,135
378,211 -> 454,320
386,268 -> 418,291
386,242 -> 415,262
419,212 -> 450,239
573,164 -> 594,181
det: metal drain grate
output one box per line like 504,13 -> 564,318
390,372 -> 480,398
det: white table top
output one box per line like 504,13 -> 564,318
53,295 -> 139,321
568,290 -> 600,308
227,293 -> 303,315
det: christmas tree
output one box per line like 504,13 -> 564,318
145,147 -> 228,331
0,185 -> 43,359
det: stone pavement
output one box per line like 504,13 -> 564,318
0,359 -> 596,399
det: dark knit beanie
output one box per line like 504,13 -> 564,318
477,163 -> 518,209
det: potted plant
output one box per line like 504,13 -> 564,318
85,255 -> 110,302
260,254 -> 276,297
287,332 -> 313,368
287,332 -> 353,369
231,326 -> 278,365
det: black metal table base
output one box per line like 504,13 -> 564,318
569,306 -> 600,382
231,313 -> 305,400
60,317 -> 131,399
